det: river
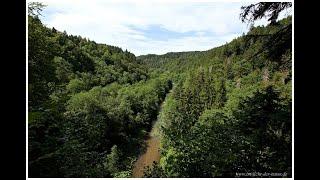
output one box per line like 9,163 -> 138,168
131,131 -> 161,177
131,86 -> 173,177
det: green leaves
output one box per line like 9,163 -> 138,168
28,16 -> 57,108
231,85 -> 291,175
29,13 -> 169,177
28,5 -> 291,177
53,56 -> 74,83
60,75 -> 172,177
158,59 -> 291,178
105,145 -> 122,175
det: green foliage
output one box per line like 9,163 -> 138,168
28,13 -> 170,177
28,16 -> 56,108
159,83 -> 291,177
143,162 -> 168,178
53,56 -> 74,83
105,145 -> 122,175
232,86 -> 291,175
142,16 -> 292,178
139,16 -> 292,75
113,170 -> 132,178
66,78 -> 88,94
29,4 -> 291,178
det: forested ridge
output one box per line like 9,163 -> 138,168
28,2 -> 292,178
28,8 -> 172,177
139,16 -> 292,178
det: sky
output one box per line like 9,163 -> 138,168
30,0 -> 292,56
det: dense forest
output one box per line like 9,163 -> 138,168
28,2 -> 292,178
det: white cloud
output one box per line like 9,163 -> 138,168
29,0 -> 290,56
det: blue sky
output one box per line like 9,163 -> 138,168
127,24 -> 200,41
32,0 -> 291,56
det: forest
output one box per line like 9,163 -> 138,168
28,2 -> 292,178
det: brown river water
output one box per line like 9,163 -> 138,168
131,133 -> 160,178
131,88 -> 173,177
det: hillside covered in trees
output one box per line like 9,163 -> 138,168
139,16 -> 292,178
28,5 -> 172,177
28,2 -> 292,178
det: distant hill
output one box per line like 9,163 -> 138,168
138,16 -> 291,76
